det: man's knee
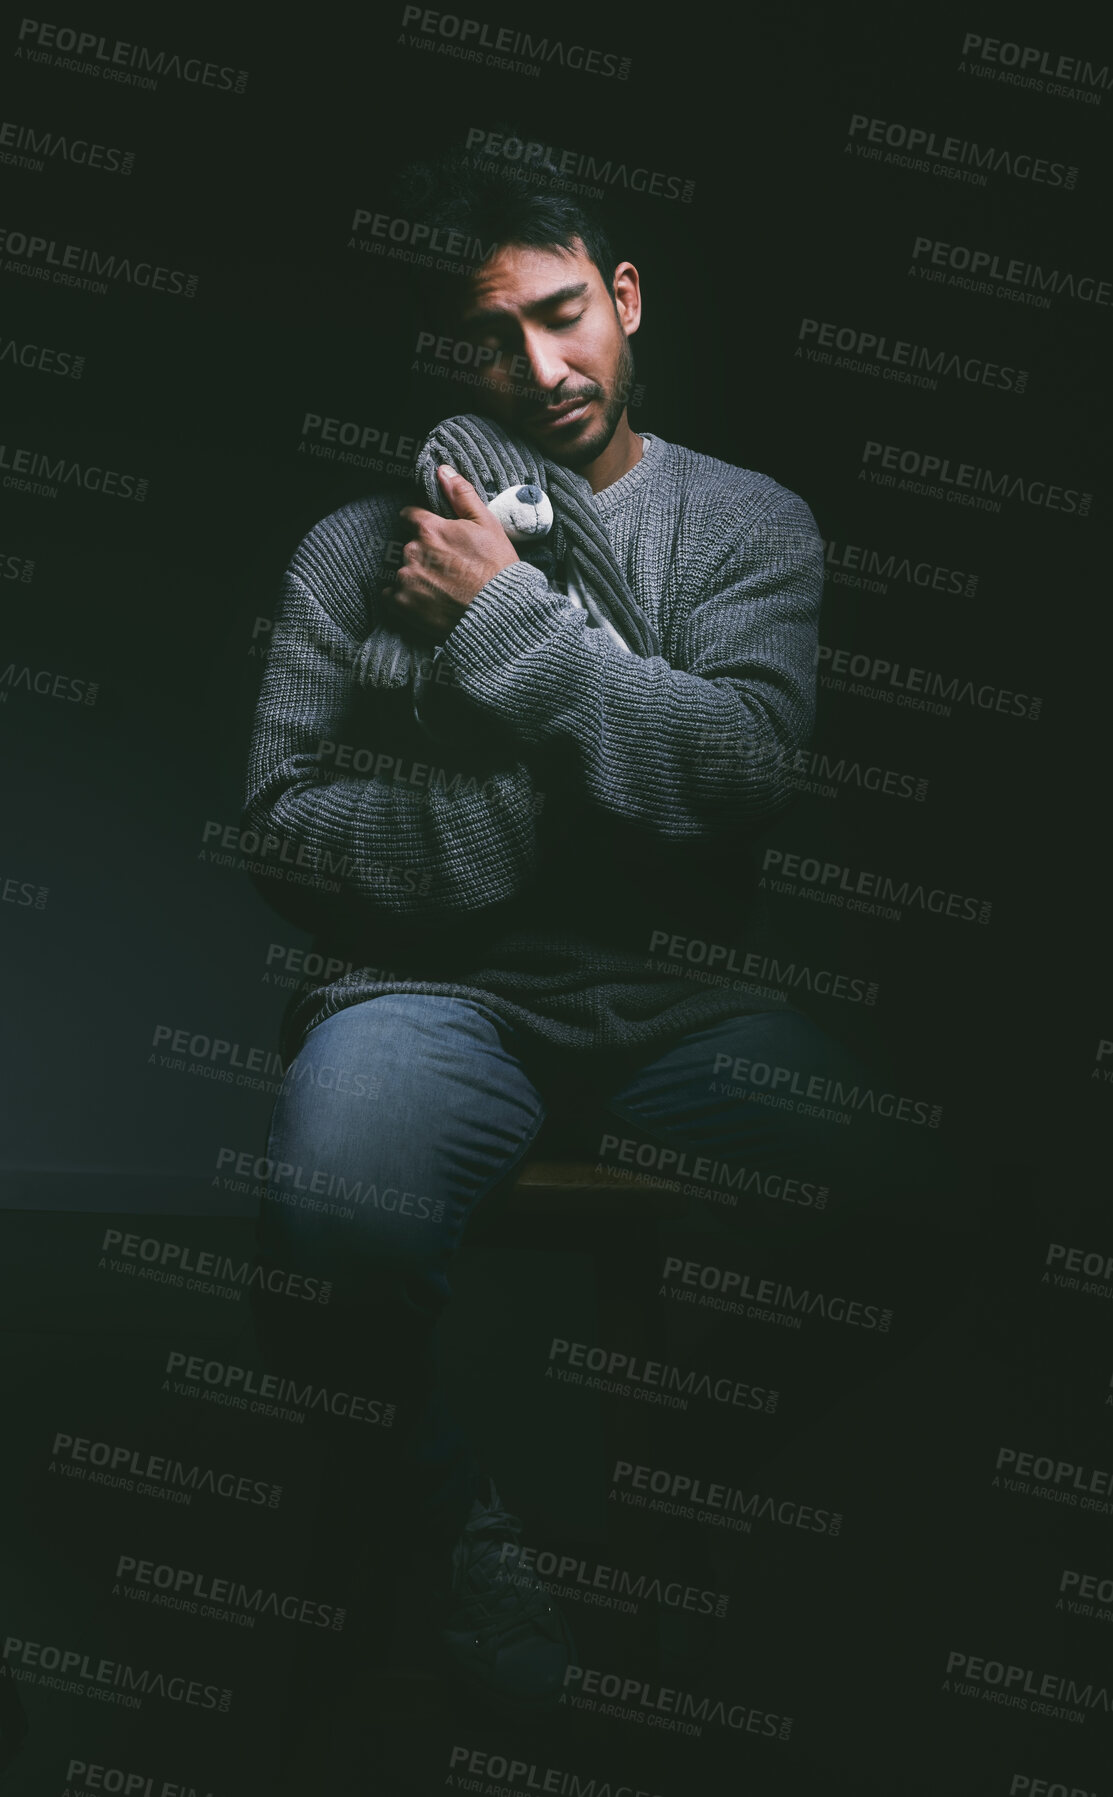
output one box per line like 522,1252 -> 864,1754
261,1181 -> 451,1282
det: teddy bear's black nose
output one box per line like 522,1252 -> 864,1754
516,484 -> 543,504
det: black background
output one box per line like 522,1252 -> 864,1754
1,0 -> 1110,1792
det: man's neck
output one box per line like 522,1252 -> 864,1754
582,415 -> 644,495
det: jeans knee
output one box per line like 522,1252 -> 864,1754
259,1181 -> 452,1294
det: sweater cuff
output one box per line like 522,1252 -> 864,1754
440,562 -> 569,681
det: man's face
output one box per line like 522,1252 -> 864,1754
457,240 -> 640,470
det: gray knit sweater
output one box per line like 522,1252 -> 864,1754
242,432 -> 825,1063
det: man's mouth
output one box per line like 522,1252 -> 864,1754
529,396 -> 594,430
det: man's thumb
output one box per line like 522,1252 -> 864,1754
437,464 -> 486,520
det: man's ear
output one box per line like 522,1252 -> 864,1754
612,261 -> 641,335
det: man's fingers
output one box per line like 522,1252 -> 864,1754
438,465 -> 487,522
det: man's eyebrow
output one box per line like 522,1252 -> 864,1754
461,281 -> 590,326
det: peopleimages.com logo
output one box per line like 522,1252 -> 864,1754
16,19 -> 249,93
816,640 -> 1041,722
464,126 -> 694,201
448,1746 -> 669,1793
760,846 -> 991,929
1,1635 -> 231,1712
398,6 -> 631,78
113,1550 -> 345,1631
910,235 -> 1111,310
561,1662 -> 791,1739
959,30 -> 1112,107
798,317 -> 1027,394
822,537 -> 978,596
942,1648 -> 1113,1721
0,226 -> 198,299
0,444 -> 147,502
0,118 -> 135,174
859,440 -> 1090,516
64,1758 -> 225,1795
49,1428 -> 283,1508
846,112 -> 1077,189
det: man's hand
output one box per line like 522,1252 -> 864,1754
390,465 -> 519,640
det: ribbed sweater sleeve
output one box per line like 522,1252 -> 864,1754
436,487 -> 824,841
240,501 -> 542,917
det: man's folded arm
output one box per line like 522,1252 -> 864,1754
241,566 -> 541,917
437,492 -> 824,842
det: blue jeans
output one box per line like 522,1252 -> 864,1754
251,995 -> 964,1563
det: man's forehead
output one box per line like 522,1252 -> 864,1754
461,241 -> 595,320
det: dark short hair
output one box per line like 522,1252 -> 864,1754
395,127 -> 621,308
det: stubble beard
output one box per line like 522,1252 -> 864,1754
521,331 -> 636,471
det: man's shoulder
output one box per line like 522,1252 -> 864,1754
652,436 -> 822,566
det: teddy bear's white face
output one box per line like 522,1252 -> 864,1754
486,483 -> 554,543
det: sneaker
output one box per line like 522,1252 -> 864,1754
439,1478 -> 575,1713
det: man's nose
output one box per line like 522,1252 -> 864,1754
520,330 -> 568,393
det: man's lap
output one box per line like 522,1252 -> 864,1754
270,994 -> 941,1232
597,1007 -> 943,1229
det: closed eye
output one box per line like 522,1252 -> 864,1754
549,313 -> 585,330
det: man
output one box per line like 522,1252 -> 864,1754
242,147 -> 936,1730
